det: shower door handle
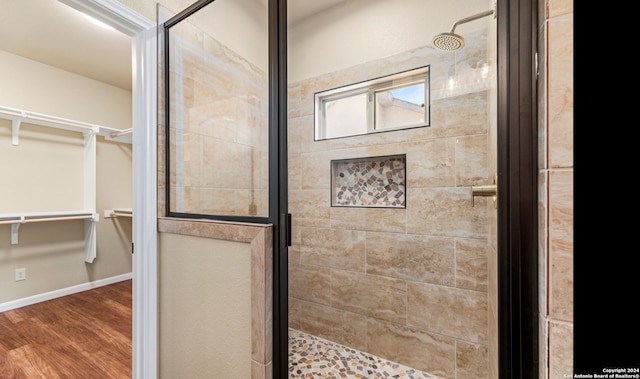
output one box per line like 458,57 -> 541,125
281,213 -> 292,247
286,213 -> 292,246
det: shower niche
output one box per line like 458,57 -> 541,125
331,154 -> 406,208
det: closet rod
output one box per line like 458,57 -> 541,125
0,214 -> 94,225
1,105 -> 132,145
0,212 -> 97,247
0,109 -> 21,118
105,208 -> 133,218
26,114 -> 95,131
110,128 -> 132,138
0,107 -> 96,131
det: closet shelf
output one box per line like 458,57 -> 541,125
0,105 -> 132,263
0,211 -> 99,262
0,105 -> 132,145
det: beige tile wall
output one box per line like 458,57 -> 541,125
288,31 -> 495,379
539,0 -> 574,376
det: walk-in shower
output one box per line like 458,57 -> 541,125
432,5 -> 496,51
287,1 -> 498,377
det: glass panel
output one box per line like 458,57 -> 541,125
374,81 -> 426,130
322,92 -> 367,139
166,0 -> 269,218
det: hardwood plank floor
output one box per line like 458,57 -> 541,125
0,280 -> 132,378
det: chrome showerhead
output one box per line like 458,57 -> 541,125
432,6 -> 495,52
432,32 -> 465,52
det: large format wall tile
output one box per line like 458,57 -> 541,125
455,238 -> 489,292
412,92 -> 488,141
403,138 -> 456,188
455,134 -> 489,187
407,282 -> 488,344
456,341 -> 489,379
366,233 -> 455,286
549,0 -> 573,17
548,170 -> 573,321
330,269 -> 407,324
299,301 -> 367,351
288,263 -> 331,306
288,115 -> 328,154
330,207 -> 406,233
300,150 -> 332,190
407,187 -> 489,238
366,318 -> 456,378
288,189 -> 331,227
549,320 -> 573,378
548,14 -> 573,169
299,227 -> 366,271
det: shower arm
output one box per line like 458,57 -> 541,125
449,8 -> 495,33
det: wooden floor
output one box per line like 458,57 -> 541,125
0,280 -> 132,378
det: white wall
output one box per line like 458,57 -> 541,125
288,0 -> 492,82
123,0 -> 493,83
0,50 -> 130,128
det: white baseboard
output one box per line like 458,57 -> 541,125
0,273 -> 133,313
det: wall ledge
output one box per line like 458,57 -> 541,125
158,216 -> 273,377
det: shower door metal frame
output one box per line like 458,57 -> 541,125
270,0 -> 289,377
496,0 -> 539,377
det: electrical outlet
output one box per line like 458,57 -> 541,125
15,268 -> 26,281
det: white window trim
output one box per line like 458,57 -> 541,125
314,65 -> 430,140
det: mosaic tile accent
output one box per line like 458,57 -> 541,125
332,155 -> 406,208
289,329 -> 442,379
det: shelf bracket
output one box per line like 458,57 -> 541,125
10,217 -> 24,244
12,116 -> 22,146
84,217 -> 97,263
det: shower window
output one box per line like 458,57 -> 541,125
314,66 -> 430,140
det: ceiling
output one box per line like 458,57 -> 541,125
0,0 -> 133,90
0,0 -> 345,92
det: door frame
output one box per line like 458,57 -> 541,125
58,1 -> 158,378
273,0 -> 540,377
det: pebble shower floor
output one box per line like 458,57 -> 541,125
288,329 -> 443,379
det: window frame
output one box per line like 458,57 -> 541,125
314,65 -> 430,141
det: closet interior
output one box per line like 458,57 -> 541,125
0,105 -> 132,264
0,93 -> 133,314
